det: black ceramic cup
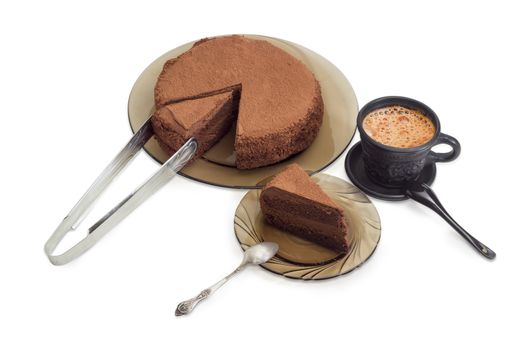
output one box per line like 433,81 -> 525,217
357,96 -> 461,188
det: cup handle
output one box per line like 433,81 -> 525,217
428,133 -> 461,163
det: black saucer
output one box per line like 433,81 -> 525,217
345,142 -> 437,201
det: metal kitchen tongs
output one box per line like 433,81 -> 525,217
44,118 -> 198,265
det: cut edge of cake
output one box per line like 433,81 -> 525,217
151,90 -> 238,160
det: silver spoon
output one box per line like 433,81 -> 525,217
175,242 -> 279,316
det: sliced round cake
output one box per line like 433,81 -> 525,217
152,35 -> 323,169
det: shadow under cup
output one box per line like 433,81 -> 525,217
357,96 -> 461,188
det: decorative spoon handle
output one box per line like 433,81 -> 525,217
406,183 -> 496,259
175,266 -> 244,316
175,289 -> 212,316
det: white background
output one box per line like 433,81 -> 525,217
1,1 -> 531,349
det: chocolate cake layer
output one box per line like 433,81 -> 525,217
260,188 -> 341,226
259,164 -> 349,254
151,91 -> 235,160
263,210 -> 348,253
154,35 -> 323,169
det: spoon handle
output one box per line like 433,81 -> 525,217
406,183 -> 496,259
175,265 -> 245,316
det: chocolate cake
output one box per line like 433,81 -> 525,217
151,91 -> 236,159
151,35 -> 323,169
260,164 -> 349,253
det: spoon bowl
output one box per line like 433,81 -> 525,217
242,242 -> 278,265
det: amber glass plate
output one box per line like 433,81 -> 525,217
234,173 -> 381,280
128,34 -> 358,188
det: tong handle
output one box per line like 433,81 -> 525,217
406,183 -> 496,259
44,119 -> 197,265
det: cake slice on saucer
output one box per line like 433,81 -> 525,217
259,164 -> 349,254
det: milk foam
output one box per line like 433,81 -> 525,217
362,105 -> 435,148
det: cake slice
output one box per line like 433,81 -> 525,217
259,164 -> 349,253
151,91 -> 236,159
